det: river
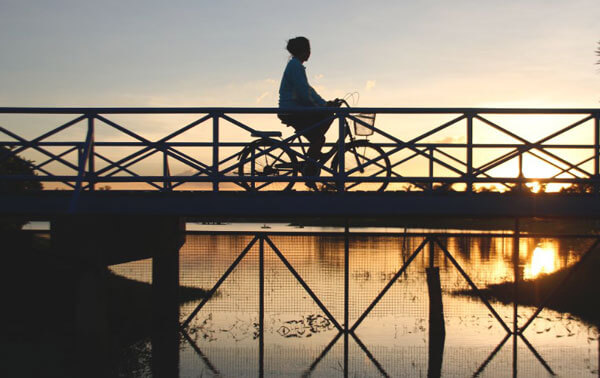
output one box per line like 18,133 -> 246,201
107,223 -> 599,377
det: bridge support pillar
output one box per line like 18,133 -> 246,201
151,217 -> 184,378
51,217 -> 111,377
51,215 -> 185,377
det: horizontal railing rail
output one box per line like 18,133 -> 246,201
1,107 -> 599,194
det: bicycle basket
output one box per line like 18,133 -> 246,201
352,113 -> 376,136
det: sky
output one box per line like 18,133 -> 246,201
1,0 -> 599,108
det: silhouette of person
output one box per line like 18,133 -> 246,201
277,36 -> 341,187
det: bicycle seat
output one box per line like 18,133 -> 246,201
251,131 -> 282,138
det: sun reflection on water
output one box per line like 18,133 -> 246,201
524,244 -> 557,279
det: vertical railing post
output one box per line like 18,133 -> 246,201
212,113 -> 220,192
259,234 -> 265,378
77,146 -> 83,175
512,218 -> 520,375
466,113 -> 473,193
251,147 -> 256,191
428,147 -> 434,191
337,112 -> 346,192
344,222 -> 349,378
518,147 -> 524,191
594,112 -> 599,193
163,149 -> 171,191
88,114 -> 95,191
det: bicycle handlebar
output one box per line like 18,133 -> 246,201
332,98 -> 350,108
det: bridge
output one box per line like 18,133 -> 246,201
2,107 -> 600,377
1,106 -> 599,218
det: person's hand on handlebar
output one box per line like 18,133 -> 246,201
326,98 -> 344,107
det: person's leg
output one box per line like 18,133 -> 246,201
302,112 -> 335,162
282,111 -> 334,188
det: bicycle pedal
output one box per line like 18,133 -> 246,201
304,181 -> 319,191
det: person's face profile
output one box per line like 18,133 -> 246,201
299,46 -> 310,62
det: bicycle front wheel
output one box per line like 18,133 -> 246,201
237,138 -> 298,191
331,140 -> 391,192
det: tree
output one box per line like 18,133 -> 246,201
0,147 -> 42,231
0,147 -> 42,192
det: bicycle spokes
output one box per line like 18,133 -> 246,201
237,139 -> 298,191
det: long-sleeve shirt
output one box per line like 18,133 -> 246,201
278,57 -> 326,108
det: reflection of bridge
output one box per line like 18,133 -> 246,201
2,107 -> 600,376
179,229 -> 600,377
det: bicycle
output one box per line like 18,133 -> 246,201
236,99 -> 391,192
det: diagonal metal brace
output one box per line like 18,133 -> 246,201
434,237 -> 512,334
182,235 -> 259,328
265,236 -> 344,332
351,237 -> 429,333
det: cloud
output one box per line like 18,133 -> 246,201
256,91 -> 270,104
436,136 -> 466,144
365,80 -> 376,91
314,74 -> 324,82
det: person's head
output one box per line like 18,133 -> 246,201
286,36 -> 310,62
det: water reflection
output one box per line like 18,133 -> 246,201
524,244 -> 556,279
111,231 -> 599,377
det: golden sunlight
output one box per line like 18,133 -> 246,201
526,181 -> 542,194
523,245 -> 556,279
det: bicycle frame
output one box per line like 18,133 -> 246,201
238,108 -> 389,191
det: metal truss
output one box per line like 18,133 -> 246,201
1,107 -> 599,193
178,228 -> 600,377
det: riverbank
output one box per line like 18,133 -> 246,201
1,231 -> 207,377
454,244 -> 600,325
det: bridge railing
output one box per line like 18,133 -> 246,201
1,107 -> 599,193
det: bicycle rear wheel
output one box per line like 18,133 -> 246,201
331,140 -> 391,191
237,138 -> 298,191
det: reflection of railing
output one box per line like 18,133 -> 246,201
179,228 -> 600,377
1,107 -> 599,192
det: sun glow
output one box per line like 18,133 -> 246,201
524,245 -> 556,279
526,181 -> 542,193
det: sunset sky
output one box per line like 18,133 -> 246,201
1,0 -> 599,191
1,0 -> 599,108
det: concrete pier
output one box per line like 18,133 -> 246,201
50,215 -> 185,377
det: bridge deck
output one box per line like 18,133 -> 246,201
1,191 -> 599,219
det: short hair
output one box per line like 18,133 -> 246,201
286,37 -> 310,57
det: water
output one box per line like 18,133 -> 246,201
110,226 -> 599,377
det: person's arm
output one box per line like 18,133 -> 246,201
288,60 -> 326,106
309,86 -> 327,106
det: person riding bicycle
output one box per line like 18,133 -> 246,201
277,36 -> 342,185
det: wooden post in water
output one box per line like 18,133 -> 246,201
513,218 -> 520,377
426,238 -> 445,378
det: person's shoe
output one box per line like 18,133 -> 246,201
305,181 -> 319,191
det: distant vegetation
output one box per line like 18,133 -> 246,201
397,181 -> 592,194
0,146 -> 42,192
0,147 -> 42,231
